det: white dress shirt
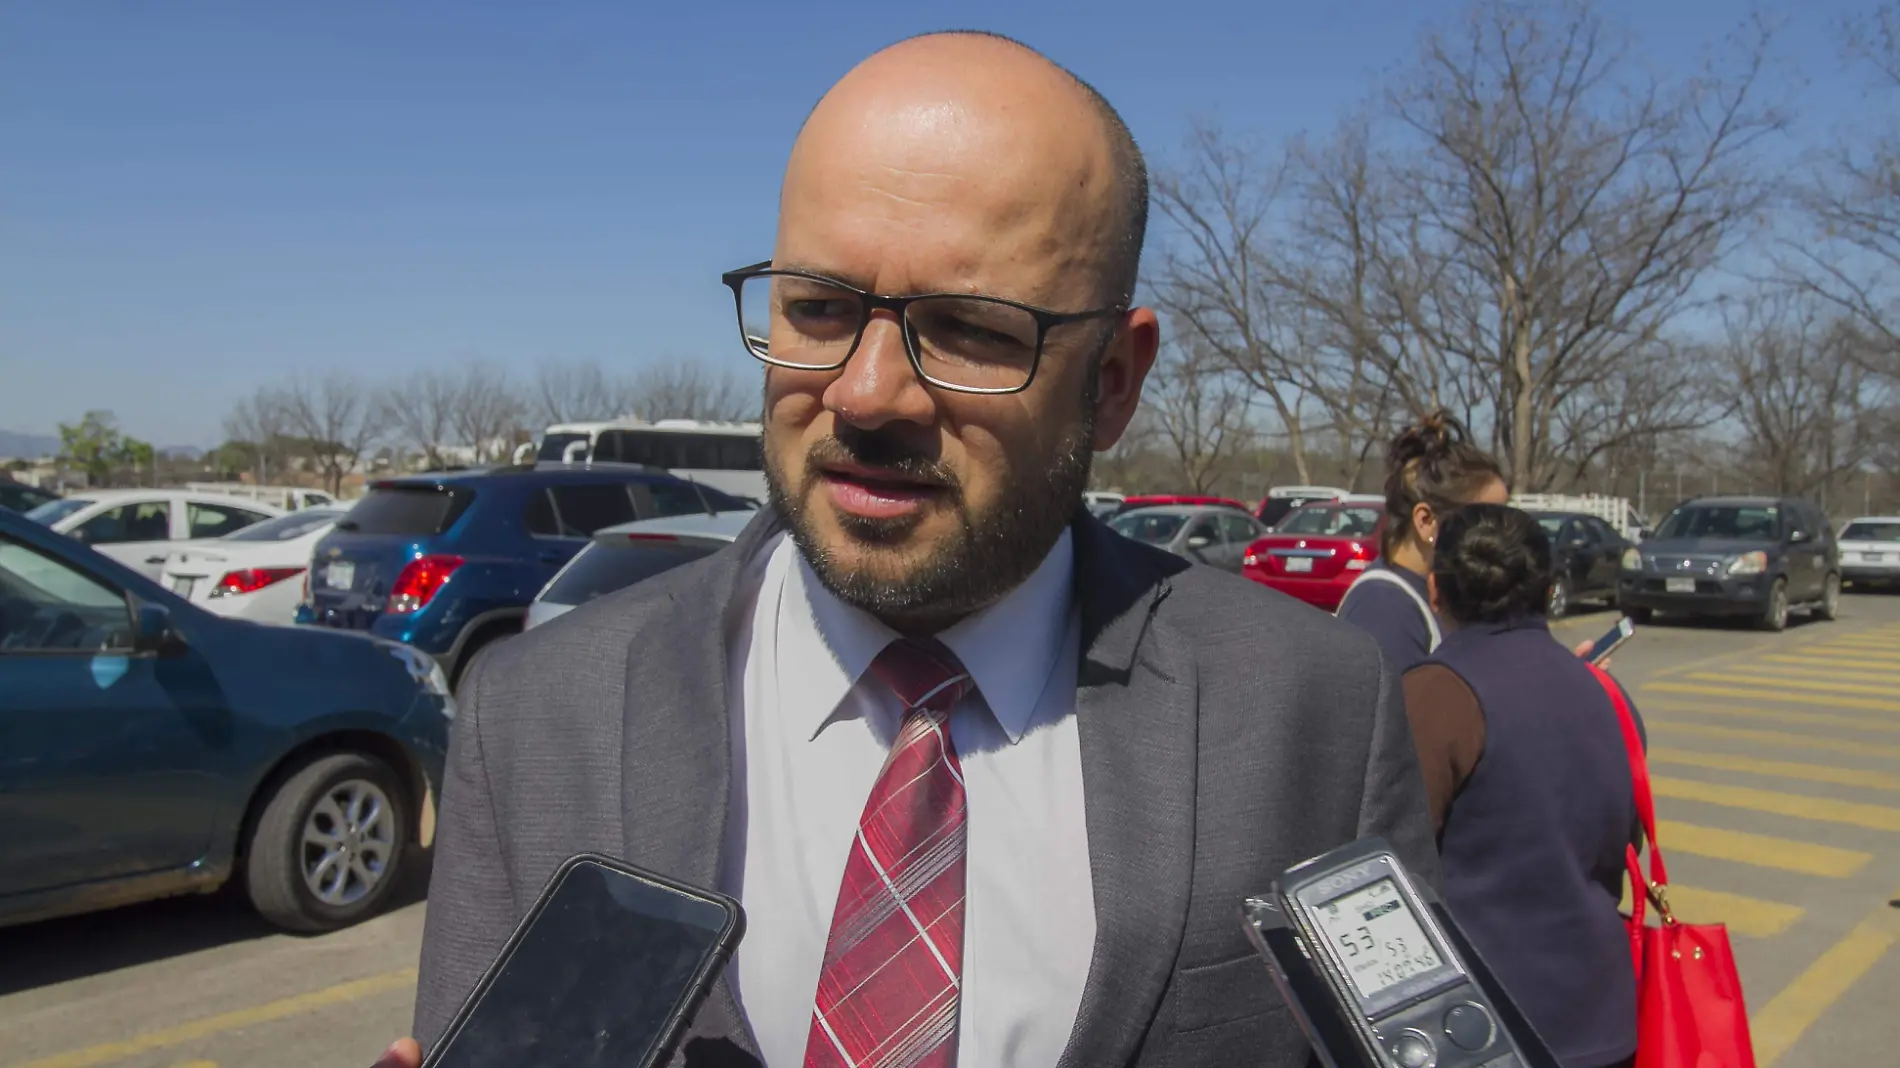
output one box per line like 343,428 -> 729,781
719,529 -> 1096,1067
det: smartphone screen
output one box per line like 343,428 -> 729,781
1586,617 -> 1635,663
425,856 -> 743,1068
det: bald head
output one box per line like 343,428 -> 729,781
781,31 -> 1148,306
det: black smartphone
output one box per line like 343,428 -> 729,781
422,853 -> 745,1068
1584,615 -> 1636,664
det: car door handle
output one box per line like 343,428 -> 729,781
538,550 -> 563,563
146,555 -> 167,564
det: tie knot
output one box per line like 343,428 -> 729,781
868,639 -> 972,717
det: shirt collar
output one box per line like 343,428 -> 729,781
776,528 -> 1076,746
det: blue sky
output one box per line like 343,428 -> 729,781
0,0 -> 1875,447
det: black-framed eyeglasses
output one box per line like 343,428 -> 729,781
720,260 -> 1126,395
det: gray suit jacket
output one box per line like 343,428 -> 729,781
413,508 -> 1438,1067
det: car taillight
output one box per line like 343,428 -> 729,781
1346,541 -> 1374,571
210,566 -> 306,598
386,554 -> 466,614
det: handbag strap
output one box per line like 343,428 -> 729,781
1585,662 -> 1675,925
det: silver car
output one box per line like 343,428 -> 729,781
1839,515 -> 1900,588
526,510 -> 754,629
1106,505 -> 1267,573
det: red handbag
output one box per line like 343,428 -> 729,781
1587,662 -> 1758,1068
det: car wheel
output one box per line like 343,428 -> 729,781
1815,572 -> 1841,621
1757,579 -> 1790,633
245,752 -> 410,933
1547,576 -> 1571,619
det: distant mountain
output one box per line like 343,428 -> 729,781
0,430 -> 59,459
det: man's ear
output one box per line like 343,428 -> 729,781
1090,307 -> 1160,452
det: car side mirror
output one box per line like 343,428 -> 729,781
131,601 -> 186,657
1637,529 -> 1652,541
1790,529 -> 1812,544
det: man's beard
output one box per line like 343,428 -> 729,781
765,416 -> 1095,632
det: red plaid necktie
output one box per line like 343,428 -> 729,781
804,639 -> 973,1068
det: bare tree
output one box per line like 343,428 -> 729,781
383,369 -> 460,470
277,373 -> 388,495
1790,3 -> 1900,372
1142,342 -> 1256,493
1720,293 -> 1878,502
627,363 -> 758,422
450,361 -> 526,463
222,388 -> 292,485
533,359 -> 628,425
1382,0 -> 1784,488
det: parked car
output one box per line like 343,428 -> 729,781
25,489 -> 284,580
1112,494 -> 1255,517
299,463 -> 754,688
1241,497 -> 1384,610
526,510 -> 754,631
1106,505 -> 1268,572
0,477 -> 57,514
1838,516 -> 1900,589
1255,485 -> 1353,527
1617,495 -> 1841,631
0,507 -> 450,932
159,507 -> 347,625
1082,491 -> 1126,519
1529,510 -> 1631,617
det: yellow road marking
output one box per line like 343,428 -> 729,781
13,969 -> 417,1068
1615,882 -> 1806,938
1653,777 -> 1900,831
1752,901 -> 1900,1065
1644,682 -> 1900,717
1776,651 -> 1900,669
1639,693 -> 1900,733
1736,663 -> 1900,684
170,1062 -> 217,1068
1685,671 -> 1900,697
1650,748 -> 1900,791
1647,720 -> 1900,760
1657,819 -> 1871,876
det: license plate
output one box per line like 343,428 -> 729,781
169,576 -> 196,597
1665,577 -> 1696,593
325,561 -> 356,590
1865,552 -> 1885,563
1283,557 -> 1314,573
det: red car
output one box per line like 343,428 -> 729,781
1116,494 -> 1252,514
1243,498 -> 1386,610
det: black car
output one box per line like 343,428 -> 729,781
1617,496 -> 1841,631
1529,511 -> 1630,617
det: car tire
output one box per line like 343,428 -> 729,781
453,633 -> 511,697
1548,576 -> 1571,619
1815,572 -> 1841,621
1757,578 -> 1790,633
245,752 -> 411,934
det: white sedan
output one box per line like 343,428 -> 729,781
25,489 -> 284,579
159,507 -> 347,624
1840,515 -> 1900,589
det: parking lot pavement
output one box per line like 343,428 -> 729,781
3,599 -> 1897,1068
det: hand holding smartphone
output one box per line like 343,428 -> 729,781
1582,615 -> 1636,664
420,854 -> 744,1068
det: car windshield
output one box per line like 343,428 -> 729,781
1841,521 -> 1900,542
1109,512 -> 1187,544
542,540 -> 723,606
24,498 -> 92,525
1536,516 -> 1568,537
1654,505 -> 1780,541
337,486 -> 473,535
225,509 -> 345,542
1279,506 -> 1380,536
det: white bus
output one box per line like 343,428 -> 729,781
522,419 -> 767,502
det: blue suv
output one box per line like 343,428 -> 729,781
300,463 -> 753,687
0,507 -> 451,933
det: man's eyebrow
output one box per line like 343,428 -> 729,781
770,261 -> 871,289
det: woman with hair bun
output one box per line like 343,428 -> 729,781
1404,503 -> 1645,1068
1336,411 -> 1507,672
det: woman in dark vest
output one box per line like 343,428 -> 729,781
1404,504 -> 1644,1068
1337,411 -> 1507,673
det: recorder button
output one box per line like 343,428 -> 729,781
1444,1002 -> 1495,1051
1394,1030 -> 1436,1068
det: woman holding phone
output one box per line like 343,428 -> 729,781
1403,503 -> 1645,1068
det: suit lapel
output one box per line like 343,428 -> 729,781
1057,517 -> 1198,1068
622,507 -> 787,1063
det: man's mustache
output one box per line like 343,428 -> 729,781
804,427 -> 960,492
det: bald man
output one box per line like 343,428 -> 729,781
389,31 -> 1436,1068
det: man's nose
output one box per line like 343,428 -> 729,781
822,312 -> 938,430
